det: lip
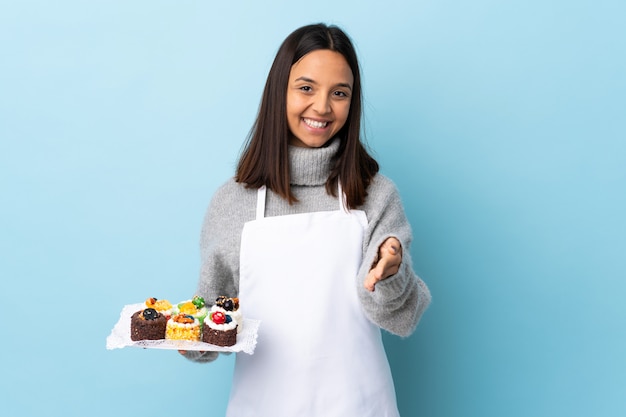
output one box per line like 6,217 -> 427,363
290,117 -> 336,147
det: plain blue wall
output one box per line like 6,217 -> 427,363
1,1 -> 624,416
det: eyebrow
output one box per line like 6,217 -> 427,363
294,76 -> 352,91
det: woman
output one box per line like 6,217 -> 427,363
183,23 -> 431,416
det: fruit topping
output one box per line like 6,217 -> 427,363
192,295 -> 205,309
142,308 -> 159,320
146,297 -> 172,311
216,296 -> 239,311
173,313 -> 195,324
211,311 -> 226,324
179,301 -> 197,314
154,299 -> 172,310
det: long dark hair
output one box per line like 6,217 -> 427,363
235,23 -> 379,209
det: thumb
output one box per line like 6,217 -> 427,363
381,239 -> 400,256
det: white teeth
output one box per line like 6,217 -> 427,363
303,118 -> 328,128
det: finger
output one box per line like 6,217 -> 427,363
364,257 -> 390,291
364,238 -> 402,292
364,270 -> 378,291
374,253 -> 401,280
379,243 -> 402,272
378,256 -> 396,278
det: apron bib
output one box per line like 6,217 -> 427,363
227,185 -> 399,417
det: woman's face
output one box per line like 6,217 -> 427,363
286,49 -> 353,148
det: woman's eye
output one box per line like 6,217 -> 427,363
334,90 -> 349,98
300,86 -> 312,92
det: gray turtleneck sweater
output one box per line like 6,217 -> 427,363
186,139 -> 430,363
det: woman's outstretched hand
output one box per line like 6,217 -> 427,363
364,237 -> 402,292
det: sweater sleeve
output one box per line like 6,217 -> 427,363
183,181 -> 247,364
196,181 -> 242,302
356,176 -> 431,337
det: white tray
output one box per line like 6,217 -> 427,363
106,303 -> 260,354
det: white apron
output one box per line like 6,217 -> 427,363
227,185 -> 399,417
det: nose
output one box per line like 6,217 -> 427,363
312,93 -> 331,115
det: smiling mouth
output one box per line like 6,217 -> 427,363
303,118 -> 329,129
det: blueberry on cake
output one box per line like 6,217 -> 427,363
130,308 -> 167,341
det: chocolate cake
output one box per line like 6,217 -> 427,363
202,325 -> 238,346
202,300 -> 239,347
130,308 -> 167,341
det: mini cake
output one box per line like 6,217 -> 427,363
202,297 -> 239,346
130,308 -> 167,341
203,310 -> 238,347
212,296 -> 243,333
166,313 -> 201,341
145,297 -> 173,319
172,295 -> 208,326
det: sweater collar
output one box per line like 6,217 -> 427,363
288,138 -> 340,186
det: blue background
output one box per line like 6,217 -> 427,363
1,1 -> 624,416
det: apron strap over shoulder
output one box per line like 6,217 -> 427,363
256,186 -> 267,220
337,181 -> 349,214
